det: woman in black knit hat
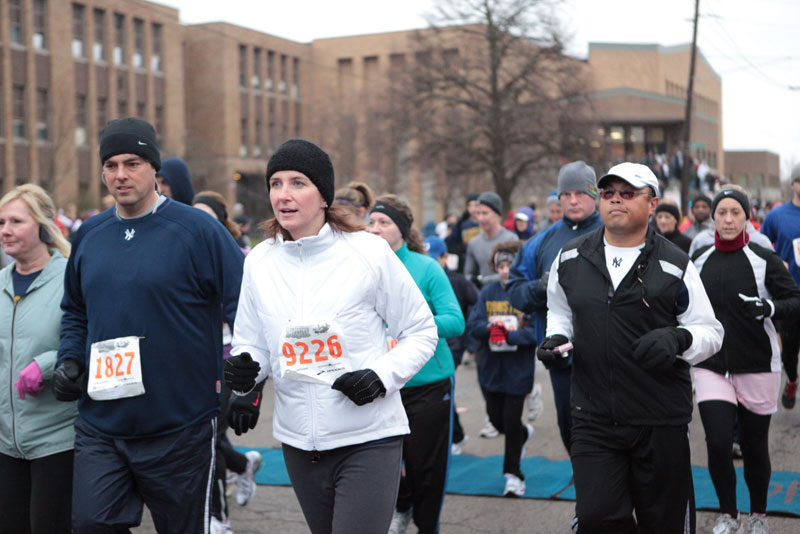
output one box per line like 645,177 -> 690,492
654,201 -> 692,253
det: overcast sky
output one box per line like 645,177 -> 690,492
162,0 -> 800,180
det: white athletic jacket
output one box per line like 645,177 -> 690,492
232,224 -> 438,451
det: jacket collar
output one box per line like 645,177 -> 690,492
394,241 -> 411,262
562,211 -> 601,230
578,225 -> 657,286
1,250 -> 66,298
276,223 -> 336,256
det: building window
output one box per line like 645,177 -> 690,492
239,45 -> 247,88
293,58 -> 300,99
280,55 -> 288,94
151,23 -> 162,72
136,101 -> 145,119
72,4 -> 86,58
10,0 -> 24,46
114,13 -> 125,66
33,0 -> 47,49
266,51 -> 274,92
93,9 -> 106,61
252,48 -> 261,89
117,98 -> 127,117
254,118 -> 263,156
13,85 -> 26,139
133,18 -> 144,68
240,118 -> 248,157
154,105 -> 164,142
36,88 -> 48,140
97,96 -> 107,131
75,94 -> 87,146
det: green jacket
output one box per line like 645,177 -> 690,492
395,243 -> 463,387
0,251 -> 77,459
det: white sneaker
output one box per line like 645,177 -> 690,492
521,423 -> 534,459
527,383 -> 544,421
746,513 -> 769,534
479,420 -> 500,438
235,450 -> 262,506
713,512 -> 742,534
225,470 -> 237,497
451,435 -> 468,455
387,508 -> 412,534
503,473 -> 526,497
210,516 -> 233,534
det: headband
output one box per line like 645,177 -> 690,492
370,203 -> 411,239
494,251 -> 516,269
194,195 -> 227,222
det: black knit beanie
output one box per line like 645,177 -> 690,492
655,203 -> 680,222
99,117 -> 161,171
712,188 -> 750,220
266,139 -> 335,207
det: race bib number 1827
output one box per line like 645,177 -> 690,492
87,336 -> 146,401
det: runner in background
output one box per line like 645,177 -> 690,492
225,139 -> 438,534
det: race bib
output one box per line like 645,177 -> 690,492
278,322 -> 352,385
793,237 -> 800,268
488,315 -> 519,352
87,336 -> 145,401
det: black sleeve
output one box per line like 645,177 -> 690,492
765,251 -> 800,320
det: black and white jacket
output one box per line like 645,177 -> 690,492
692,241 -> 800,374
546,227 -> 723,426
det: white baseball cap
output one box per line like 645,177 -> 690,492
598,162 -> 660,198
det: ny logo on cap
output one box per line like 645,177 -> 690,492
124,228 -> 135,241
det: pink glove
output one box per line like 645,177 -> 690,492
15,361 -> 44,400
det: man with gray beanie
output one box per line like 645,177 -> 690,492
53,117 -> 244,532
506,161 -> 603,455
464,191 -> 518,288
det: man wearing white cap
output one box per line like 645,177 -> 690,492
540,162 -> 723,533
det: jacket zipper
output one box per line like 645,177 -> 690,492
9,296 -> 24,457
606,286 -> 616,424
298,243 -> 320,458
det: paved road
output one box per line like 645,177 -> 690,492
135,361 -> 800,533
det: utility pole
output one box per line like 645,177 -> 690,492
681,0 -> 700,215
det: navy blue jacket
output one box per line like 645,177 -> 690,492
58,199 -> 244,438
505,211 -> 603,343
467,282 -> 535,395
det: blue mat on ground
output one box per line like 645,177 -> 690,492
241,448 -> 800,516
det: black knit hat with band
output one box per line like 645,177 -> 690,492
99,117 -> 161,171
370,203 -> 411,239
266,139 -> 335,207
655,203 -> 680,222
712,188 -> 750,221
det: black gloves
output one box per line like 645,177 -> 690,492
631,327 -> 693,372
535,271 -> 550,300
228,380 -> 265,436
331,369 -> 386,406
224,353 -> 261,393
738,293 -> 774,320
537,335 -> 571,370
53,359 -> 83,401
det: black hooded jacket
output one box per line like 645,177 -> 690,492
158,157 -> 195,205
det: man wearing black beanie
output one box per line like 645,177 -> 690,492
683,194 -> 714,240
54,117 -> 245,532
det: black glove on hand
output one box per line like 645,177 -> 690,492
738,293 -> 774,321
228,380 -> 265,436
535,271 -> 550,300
224,353 -> 260,393
537,334 -> 571,371
52,359 -> 83,401
630,327 -> 693,372
331,369 -> 386,406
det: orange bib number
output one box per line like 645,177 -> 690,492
278,322 -> 351,385
87,336 -> 145,400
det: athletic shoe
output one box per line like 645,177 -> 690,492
570,516 -> 579,534
781,379 -> 797,409
210,516 -> 233,534
235,450 -> 262,506
503,473 -> 526,497
225,470 -> 237,497
732,441 -> 743,459
479,420 -> 499,438
451,435 -> 468,455
527,383 -> 544,421
388,509 -> 412,534
520,423 -> 534,459
712,512 -> 742,534
746,513 -> 769,534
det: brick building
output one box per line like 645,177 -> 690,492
724,150 -> 782,203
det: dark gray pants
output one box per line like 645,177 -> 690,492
282,436 -> 403,534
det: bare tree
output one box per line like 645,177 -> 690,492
400,0 -> 595,209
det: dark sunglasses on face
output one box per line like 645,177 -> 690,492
599,189 -> 650,200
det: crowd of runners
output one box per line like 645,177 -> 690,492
2,116 -> 800,534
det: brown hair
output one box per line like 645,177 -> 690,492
373,194 -> 424,253
347,181 -> 375,210
192,190 -> 242,239
261,202 -> 364,240
488,240 -> 522,273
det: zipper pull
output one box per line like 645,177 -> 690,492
311,449 -> 320,464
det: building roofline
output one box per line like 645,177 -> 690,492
588,42 -> 721,83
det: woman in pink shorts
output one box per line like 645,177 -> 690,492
692,186 -> 800,534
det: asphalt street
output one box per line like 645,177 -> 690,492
134,360 -> 800,533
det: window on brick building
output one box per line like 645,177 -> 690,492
280,55 -> 287,94
10,0 -> 24,46
33,0 -> 47,50
293,57 -> 300,99
72,4 -> 86,58
266,51 -> 274,92
36,88 -> 48,141
151,23 -> 162,72
13,85 -> 26,139
114,13 -> 125,66
93,9 -> 106,61
240,118 -> 248,157
252,48 -> 261,89
239,45 -> 247,88
133,18 -> 144,68
75,94 -> 87,146
97,96 -> 107,131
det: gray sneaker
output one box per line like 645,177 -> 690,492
388,509 -> 412,534
746,514 -> 769,534
713,513 -> 742,534
235,450 -> 262,506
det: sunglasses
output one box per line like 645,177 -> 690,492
599,189 -> 651,200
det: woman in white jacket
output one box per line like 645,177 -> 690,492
224,139 -> 438,534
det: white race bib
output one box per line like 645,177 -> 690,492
87,336 -> 145,401
278,322 -> 352,385
793,237 -> 800,268
488,315 -> 519,352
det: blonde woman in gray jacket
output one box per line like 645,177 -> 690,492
0,184 -> 76,533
